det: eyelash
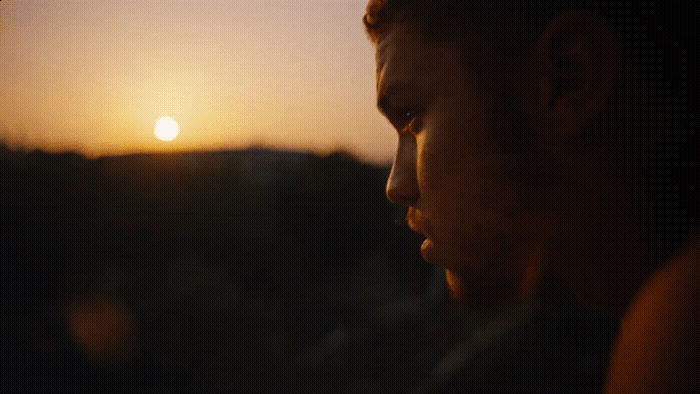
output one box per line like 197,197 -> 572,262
396,108 -> 418,134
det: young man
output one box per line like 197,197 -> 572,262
365,1 -> 698,392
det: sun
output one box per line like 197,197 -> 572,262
154,116 -> 179,141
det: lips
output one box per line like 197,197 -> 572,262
406,207 -> 430,238
406,207 -> 441,263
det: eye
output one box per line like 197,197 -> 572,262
393,107 -> 418,133
398,108 -> 415,123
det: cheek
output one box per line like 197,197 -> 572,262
416,104 -> 492,194
416,129 -> 472,194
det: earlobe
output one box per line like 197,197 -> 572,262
536,11 -> 619,136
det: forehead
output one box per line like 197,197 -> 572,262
376,23 -> 466,100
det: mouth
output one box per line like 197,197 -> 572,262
406,207 -> 429,239
406,208 -> 439,263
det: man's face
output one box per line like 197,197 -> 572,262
377,23 -> 547,310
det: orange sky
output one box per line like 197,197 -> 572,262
0,0 -> 395,164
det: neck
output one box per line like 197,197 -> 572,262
550,221 -> 663,317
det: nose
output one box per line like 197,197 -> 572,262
386,134 -> 419,206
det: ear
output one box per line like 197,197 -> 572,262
536,11 -> 619,136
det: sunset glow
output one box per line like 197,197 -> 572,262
0,1 -> 395,163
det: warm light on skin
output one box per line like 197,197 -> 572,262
154,117 -> 179,141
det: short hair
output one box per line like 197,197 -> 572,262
364,0 -> 695,81
364,0 -> 698,257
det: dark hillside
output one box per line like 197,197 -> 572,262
1,144 -> 462,392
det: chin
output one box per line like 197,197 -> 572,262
445,269 -> 521,313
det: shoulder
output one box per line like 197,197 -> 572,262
605,235 -> 699,393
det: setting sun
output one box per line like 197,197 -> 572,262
154,117 -> 179,141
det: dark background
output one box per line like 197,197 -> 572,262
1,143 -> 470,392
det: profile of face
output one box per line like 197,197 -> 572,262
377,23 -> 547,310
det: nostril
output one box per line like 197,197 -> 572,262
386,188 -> 400,205
386,179 -> 417,206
